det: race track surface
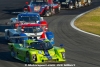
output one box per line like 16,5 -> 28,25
0,0 -> 100,67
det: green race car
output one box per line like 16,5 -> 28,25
8,39 -> 66,63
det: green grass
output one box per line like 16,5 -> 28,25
75,7 -> 100,35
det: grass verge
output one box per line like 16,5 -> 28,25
75,7 -> 100,35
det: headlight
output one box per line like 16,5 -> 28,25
61,52 -> 65,59
32,54 -> 37,61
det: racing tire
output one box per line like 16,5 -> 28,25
45,10 -> 50,17
84,2 -> 88,6
11,24 -> 15,28
75,1 -> 79,8
11,48 -> 17,58
88,0 -> 92,6
25,52 -> 30,63
58,5 -> 61,13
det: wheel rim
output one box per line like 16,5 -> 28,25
26,57 -> 30,63
11,50 -> 16,57
45,11 -> 50,16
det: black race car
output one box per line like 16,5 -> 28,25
56,0 -> 92,9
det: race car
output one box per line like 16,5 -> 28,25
8,38 -> 66,63
5,23 -> 54,45
57,0 -> 92,9
24,0 -> 61,16
78,0 -> 92,6
8,12 -> 48,28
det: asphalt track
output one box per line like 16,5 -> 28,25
0,0 -> 100,67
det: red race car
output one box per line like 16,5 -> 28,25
24,0 -> 61,16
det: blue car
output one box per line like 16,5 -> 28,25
10,12 -> 44,28
24,0 -> 61,16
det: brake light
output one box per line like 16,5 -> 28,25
15,23 -> 19,28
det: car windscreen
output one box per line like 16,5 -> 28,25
24,26 -> 43,33
18,16 -> 39,22
32,2 -> 47,5
31,0 -> 47,5
59,0 -> 70,2
30,41 -> 53,50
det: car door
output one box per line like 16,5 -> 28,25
17,47 -> 27,61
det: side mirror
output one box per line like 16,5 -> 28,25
60,44 -> 64,48
25,2 -> 29,5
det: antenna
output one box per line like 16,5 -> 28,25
23,40 -> 26,47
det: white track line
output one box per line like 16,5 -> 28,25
70,6 -> 100,37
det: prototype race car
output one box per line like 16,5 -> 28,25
8,12 -> 48,28
5,24 -> 54,45
57,0 -> 92,9
24,0 -> 61,16
8,38 -> 66,63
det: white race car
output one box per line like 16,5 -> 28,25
5,23 -> 54,45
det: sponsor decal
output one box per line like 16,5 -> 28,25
34,6 -> 40,12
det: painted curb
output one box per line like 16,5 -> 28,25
70,6 -> 100,37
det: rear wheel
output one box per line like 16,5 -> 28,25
5,31 -> 10,42
88,0 -> 92,5
25,52 -> 30,63
45,10 -> 50,17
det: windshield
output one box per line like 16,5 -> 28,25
30,41 -> 53,50
31,0 -> 47,5
59,0 -> 70,2
24,26 -> 43,33
18,16 -> 39,22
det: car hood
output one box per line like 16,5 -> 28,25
30,48 -> 55,56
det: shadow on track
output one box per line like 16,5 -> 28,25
0,25 -> 12,33
0,51 -> 25,64
3,8 -> 23,15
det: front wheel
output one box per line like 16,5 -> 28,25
25,52 -> 30,63
45,10 -> 50,17
11,48 -> 17,58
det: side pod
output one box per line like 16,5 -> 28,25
46,31 -> 54,45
